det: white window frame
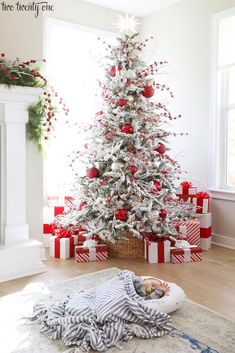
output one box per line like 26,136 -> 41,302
210,7 -> 235,201
43,17 -> 116,201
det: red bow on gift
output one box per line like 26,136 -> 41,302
58,228 -> 72,238
155,235 -> 171,242
180,181 -> 192,188
196,192 -> 210,199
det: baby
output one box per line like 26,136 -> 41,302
133,275 -> 170,300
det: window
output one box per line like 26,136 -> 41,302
45,18 -> 115,199
211,9 -> 235,192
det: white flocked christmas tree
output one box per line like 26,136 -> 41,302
56,33 -> 194,243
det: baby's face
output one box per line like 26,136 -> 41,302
143,278 -> 160,290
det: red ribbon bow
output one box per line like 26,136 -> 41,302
180,181 -> 192,188
58,228 -> 72,238
196,192 -> 210,199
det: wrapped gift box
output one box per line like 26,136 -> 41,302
170,245 -> 202,263
50,235 -> 75,259
196,213 -> 212,228
177,219 -> 200,246
200,227 -> 212,250
192,192 -> 210,214
47,195 -> 75,207
176,181 -> 197,201
145,237 -> 171,263
75,244 -> 108,262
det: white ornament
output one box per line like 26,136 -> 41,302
127,95 -> 134,102
111,162 -> 122,171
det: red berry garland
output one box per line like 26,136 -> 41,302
115,209 -> 128,221
121,124 -> 133,134
159,209 -> 167,219
142,85 -> 154,98
87,167 -> 100,178
118,98 -> 128,107
155,143 -> 166,154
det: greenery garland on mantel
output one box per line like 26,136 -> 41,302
0,52 -> 69,152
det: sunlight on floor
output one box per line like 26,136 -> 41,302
0,282 -> 50,353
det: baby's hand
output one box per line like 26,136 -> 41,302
157,281 -> 170,295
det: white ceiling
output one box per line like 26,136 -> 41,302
83,0 -> 181,17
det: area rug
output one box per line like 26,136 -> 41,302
0,267 -> 234,353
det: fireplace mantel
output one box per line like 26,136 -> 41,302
0,85 -> 45,282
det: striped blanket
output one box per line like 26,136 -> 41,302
30,270 -> 172,352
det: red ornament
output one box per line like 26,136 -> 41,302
129,165 -> 138,174
159,209 -> 167,219
79,201 -> 87,210
115,209 -> 128,221
87,167 -> 100,178
155,143 -> 166,154
153,180 -> 161,191
118,98 -> 128,107
121,124 -> 133,134
142,85 -> 154,98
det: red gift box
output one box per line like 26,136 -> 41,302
144,236 -> 171,263
75,244 -> 108,262
200,226 -> 212,250
177,219 -> 200,246
192,192 -> 210,214
50,235 -> 75,259
170,245 -> 202,263
176,181 -> 197,201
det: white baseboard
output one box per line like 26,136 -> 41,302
212,233 -> 235,249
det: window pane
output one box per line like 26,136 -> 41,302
228,66 -> 235,104
227,109 -> 235,187
218,15 -> 235,66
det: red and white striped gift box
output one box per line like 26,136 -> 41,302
177,219 -> 200,246
75,244 -> 108,262
170,245 -> 202,263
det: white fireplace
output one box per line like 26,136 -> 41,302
0,86 -> 45,282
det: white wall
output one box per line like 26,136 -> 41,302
0,0 -> 122,242
141,0 -> 235,247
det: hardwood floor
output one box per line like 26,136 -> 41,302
0,244 -> 235,321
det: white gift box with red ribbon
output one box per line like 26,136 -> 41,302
144,238 -> 171,264
50,235 -> 75,259
170,245 -> 202,263
192,192 -> 210,214
177,219 -> 200,246
75,243 -> 108,262
195,213 -> 212,250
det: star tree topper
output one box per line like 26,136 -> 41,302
115,13 -> 140,34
